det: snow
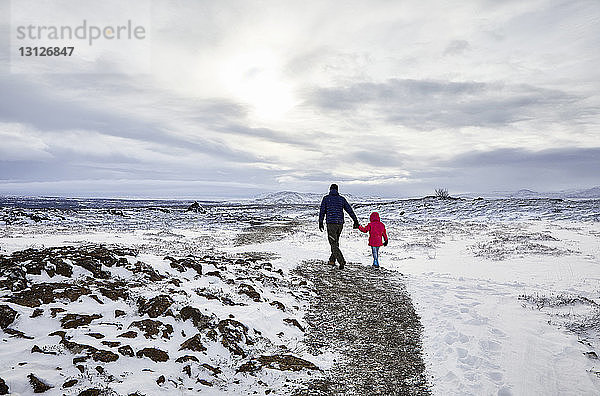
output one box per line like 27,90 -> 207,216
339,217 -> 600,395
1,197 -> 599,394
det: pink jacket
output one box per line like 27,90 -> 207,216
358,212 -> 388,247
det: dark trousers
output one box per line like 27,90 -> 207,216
327,223 -> 345,264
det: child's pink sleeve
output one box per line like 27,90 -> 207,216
358,223 -> 369,233
383,225 -> 388,241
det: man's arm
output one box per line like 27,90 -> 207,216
342,198 -> 358,222
319,197 -> 327,224
342,197 -> 359,228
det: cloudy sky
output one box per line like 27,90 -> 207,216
1,0 -> 599,198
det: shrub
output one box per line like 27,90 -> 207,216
435,188 -> 450,199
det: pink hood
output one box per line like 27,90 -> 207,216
370,212 -> 380,222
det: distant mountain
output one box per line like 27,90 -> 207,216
459,186 -> 600,199
509,189 -> 540,198
254,191 -> 321,204
253,191 -> 389,205
560,186 -> 600,199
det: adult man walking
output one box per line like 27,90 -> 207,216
319,184 -> 359,269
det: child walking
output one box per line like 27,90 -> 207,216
358,212 -> 388,267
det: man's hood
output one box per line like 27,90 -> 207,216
329,189 -> 339,196
370,212 -> 380,222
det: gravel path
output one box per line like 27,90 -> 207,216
295,260 -> 431,396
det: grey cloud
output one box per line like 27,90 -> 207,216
444,147 -> 600,176
0,155 -> 282,187
0,159 -> 174,183
307,78 -> 590,129
351,150 -> 405,167
0,76 -> 259,164
444,40 -> 469,55
431,146 -> 600,192
0,77 -> 155,134
215,124 -> 321,150
0,76 -> 241,138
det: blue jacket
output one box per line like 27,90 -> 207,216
319,189 -> 358,224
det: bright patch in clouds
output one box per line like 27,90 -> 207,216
221,49 -> 297,122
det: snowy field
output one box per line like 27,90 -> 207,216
232,199 -> 600,395
0,196 -> 599,395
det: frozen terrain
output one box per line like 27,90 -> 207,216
0,195 -> 599,395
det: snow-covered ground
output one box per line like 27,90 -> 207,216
374,220 -> 599,396
1,197 -> 599,395
227,199 -> 600,395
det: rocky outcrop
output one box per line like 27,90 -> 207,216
202,363 -> 221,375
0,377 -> 9,395
164,256 -> 203,275
186,201 -> 205,213
0,246 -> 137,290
28,373 -> 53,393
10,283 -> 90,308
129,319 -> 173,339
62,379 -> 77,388
50,331 -> 119,362
218,319 -> 252,357
179,333 -> 207,352
92,349 -> 119,363
283,318 -> 305,332
269,301 -> 285,311
98,280 -> 131,301
31,345 -> 57,355
138,295 -> 174,318
238,283 -> 261,302
60,313 -> 102,329
0,305 -> 17,329
118,345 -> 134,357
120,261 -> 164,282
3,327 -> 33,339
180,306 -> 214,330
176,355 -> 199,363
136,347 -> 169,362
117,331 -> 137,339
78,388 -> 101,396
0,244 -> 309,394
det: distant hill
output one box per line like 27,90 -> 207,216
509,189 -> 539,198
254,191 -> 321,204
253,191 -> 388,205
459,186 -> 600,199
560,186 -> 600,199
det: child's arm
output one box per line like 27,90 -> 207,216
382,225 -> 388,246
358,223 -> 370,233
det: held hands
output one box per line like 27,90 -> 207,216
319,221 -> 324,232
353,219 -> 360,229
383,239 -> 388,246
